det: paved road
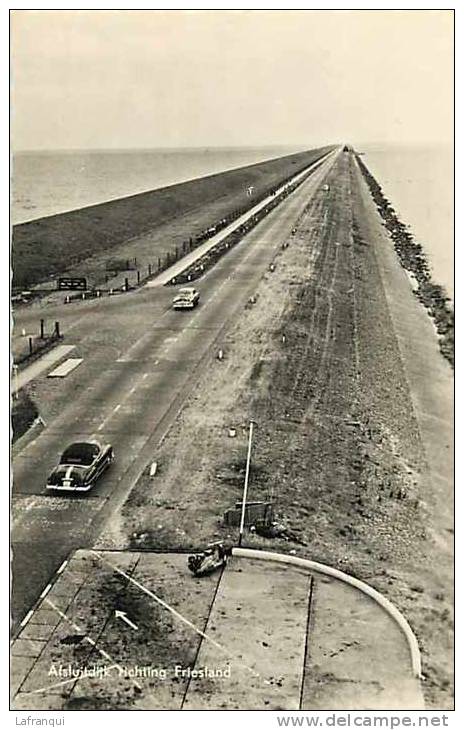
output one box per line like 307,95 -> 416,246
12,152 -> 338,629
147,150 -> 334,287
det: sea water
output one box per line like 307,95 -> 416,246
12,146 -> 305,225
362,143 -> 454,300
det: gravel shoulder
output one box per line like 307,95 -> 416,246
95,151 -> 453,709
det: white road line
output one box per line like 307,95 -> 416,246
44,597 -> 142,690
57,559 -> 68,575
92,551 -> 260,679
20,609 -> 34,628
96,368 -> 150,430
40,584 -> 52,599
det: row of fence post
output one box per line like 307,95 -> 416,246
20,319 -> 61,359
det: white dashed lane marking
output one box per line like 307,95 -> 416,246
39,584 -> 52,599
20,610 -> 34,628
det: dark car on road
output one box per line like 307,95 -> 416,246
46,440 -> 114,492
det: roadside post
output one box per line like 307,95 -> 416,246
238,420 -> 255,548
12,364 -> 19,399
40,319 -> 45,339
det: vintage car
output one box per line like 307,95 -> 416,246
46,440 -> 114,492
172,287 -> 200,310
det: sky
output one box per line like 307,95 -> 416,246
11,9 -> 454,151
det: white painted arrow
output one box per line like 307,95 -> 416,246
115,610 -> 138,630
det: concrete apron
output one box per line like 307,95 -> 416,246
182,556 -> 423,710
183,557 -> 311,710
10,552 -> 424,710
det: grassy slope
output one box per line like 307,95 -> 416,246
12,146 -> 333,289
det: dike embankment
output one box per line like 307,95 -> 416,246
12,146 -> 334,291
97,149 -> 452,707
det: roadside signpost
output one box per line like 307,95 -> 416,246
238,420 -> 255,547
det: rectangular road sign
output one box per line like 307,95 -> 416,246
223,501 -> 274,527
57,277 -> 87,291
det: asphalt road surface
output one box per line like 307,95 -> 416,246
11,151 -> 338,630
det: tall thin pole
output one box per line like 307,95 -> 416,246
238,420 -> 255,547
13,365 -> 19,399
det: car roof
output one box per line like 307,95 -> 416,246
62,441 -> 102,457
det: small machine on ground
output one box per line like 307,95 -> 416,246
187,541 -> 231,577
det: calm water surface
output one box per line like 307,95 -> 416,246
362,144 -> 453,300
12,146 -> 305,225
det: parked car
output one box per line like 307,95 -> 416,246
172,287 -> 200,310
46,440 -> 114,492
